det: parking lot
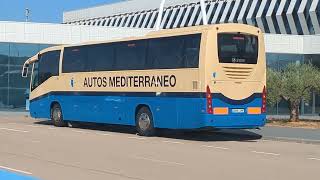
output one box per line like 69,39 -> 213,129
0,113 -> 319,180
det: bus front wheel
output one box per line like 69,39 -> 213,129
135,106 -> 155,136
51,103 -> 67,127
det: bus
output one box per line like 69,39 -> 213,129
22,24 -> 266,136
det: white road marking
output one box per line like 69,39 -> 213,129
128,136 -> 146,140
72,130 -> 87,134
0,165 -> 32,175
162,140 -> 184,144
201,145 -> 230,150
96,133 -> 113,136
133,156 -> 185,166
251,151 -> 280,156
259,139 -> 272,142
7,122 -> 19,125
0,128 -> 29,133
48,127 -> 57,130
26,125 -> 41,128
308,157 -> 320,161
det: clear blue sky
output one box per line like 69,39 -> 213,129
0,0 -> 121,23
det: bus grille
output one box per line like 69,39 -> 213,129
222,66 -> 253,80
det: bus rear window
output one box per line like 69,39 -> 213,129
218,33 -> 258,64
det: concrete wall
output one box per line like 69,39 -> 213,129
0,21 -> 151,45
1,21 -> 320,55
265,34 -> 320,54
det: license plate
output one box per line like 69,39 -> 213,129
232,109 -> 245,114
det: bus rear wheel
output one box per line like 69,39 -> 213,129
51,103 -> 67,127
135,106 -> 155,136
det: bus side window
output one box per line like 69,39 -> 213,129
114,40 -> 147,70
63,47 -> 87,73
147,36 -> 184,69
38,50 -> 60,85
31,62 -> 39,91
147,34 -> 200,69
183,34 -> 201,68
87,44 -> 115,71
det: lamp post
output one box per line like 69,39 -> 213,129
25,8 -> 31,22
199,0 -> 208,25
155,0 -> 208,30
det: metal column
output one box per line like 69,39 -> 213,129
155,0 -> 208,30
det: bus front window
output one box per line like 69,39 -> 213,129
31,62 -> 39,91
218,33 -> 258,64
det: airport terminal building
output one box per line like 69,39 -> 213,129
1,0 -> 320,115
0,21 -> 149,110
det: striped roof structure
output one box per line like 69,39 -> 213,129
64,0 -> 320,35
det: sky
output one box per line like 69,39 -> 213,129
0,0 -> 121,23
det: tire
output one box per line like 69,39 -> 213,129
51,103 -> 67,127
135,106 -> 155,136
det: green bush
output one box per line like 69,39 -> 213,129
267,63 -> 320,121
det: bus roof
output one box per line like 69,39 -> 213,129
24,45 -> 63,65
29,23 -> 261,62
63,23 -> 259,48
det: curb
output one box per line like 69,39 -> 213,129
262,136 -> 320,145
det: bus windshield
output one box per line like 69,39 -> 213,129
218,33 -> 258,64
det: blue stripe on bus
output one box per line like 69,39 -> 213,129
30,91 -> 262,105
29,92 -> 265,129
212,93 -> 261,105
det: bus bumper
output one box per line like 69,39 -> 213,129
201,114 -> 266,129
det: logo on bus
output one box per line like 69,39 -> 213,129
232,58 -> 246,63
212,72 -> 217,78
70,78 -> 74,88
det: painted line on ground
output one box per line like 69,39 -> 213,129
96,132 -> 113,136
128,136 -> 146,140
201,145 -> 230,150
308,157 -> 320,161
0,165 -> 32,175
26,125 -> 42,128
72,130 -> 87,134
162,140 -> 184,145
0,128 -> 29,133
7,123 -> 19,125
259,139 -> 273,142
48,127 -> 57,130
133,156 -> 185,166
251,151 -> 280,156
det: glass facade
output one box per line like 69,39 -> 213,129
0,43 -> 51,110
266,53 -> 320,115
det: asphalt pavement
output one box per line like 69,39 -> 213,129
0,112 -> 319,180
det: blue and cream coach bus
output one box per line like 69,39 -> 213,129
22,24 -> 266,136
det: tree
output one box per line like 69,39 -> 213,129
267,63 -> 320,122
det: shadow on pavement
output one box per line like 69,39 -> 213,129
35,120 -> 262,142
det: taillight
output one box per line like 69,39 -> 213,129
262,86 -> 266,113
206,85 -> 213,114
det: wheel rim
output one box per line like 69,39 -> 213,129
138,113 -> 151,131
52,107 -> 61,121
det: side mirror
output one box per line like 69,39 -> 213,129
22,64 -> 29,78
